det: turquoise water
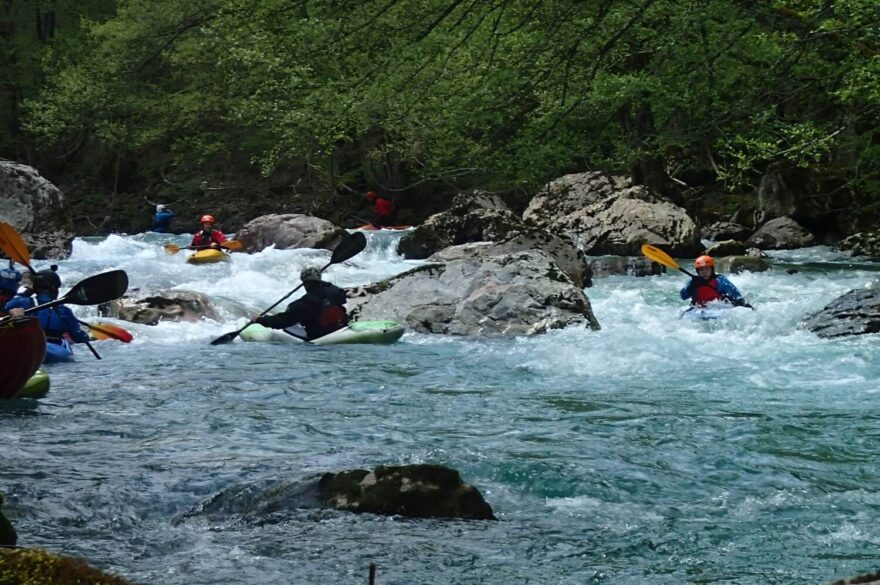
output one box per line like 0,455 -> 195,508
2,233 -> 879,584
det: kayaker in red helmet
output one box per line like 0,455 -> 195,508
681,255 -> 750,307
365,191 -> 394,228
191,214 -> 227,250
255,266 -> 349,340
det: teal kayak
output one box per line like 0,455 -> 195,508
240,320 -> 405,345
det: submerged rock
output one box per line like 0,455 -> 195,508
181,465 -> 495,522
0,548 -> 132,584
319,464 -> 496,520
99,289 -> 219,325
801,288 -> 880,338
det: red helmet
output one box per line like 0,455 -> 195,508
200,215 -> 215,224
694,255 -> 714,269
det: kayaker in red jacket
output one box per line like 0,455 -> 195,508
365,191 -> 394,227
191,215 -> 227,249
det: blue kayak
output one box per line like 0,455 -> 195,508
44,338 -> 74,363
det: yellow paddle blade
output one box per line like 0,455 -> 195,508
640,243 -> 680,270
221,240 -> 242,251
0,222 -> 33,270
164,243 -> 181,255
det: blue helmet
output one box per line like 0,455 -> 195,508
0,262 -> 21,294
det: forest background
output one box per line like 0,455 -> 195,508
0,0 -> 877,236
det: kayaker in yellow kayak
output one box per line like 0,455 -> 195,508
254,267 -> 349,340
191,214 -> 227,250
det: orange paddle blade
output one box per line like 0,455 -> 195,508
640,244 -> 680,270
84,321 -> 134,343
0,222 -> 33,270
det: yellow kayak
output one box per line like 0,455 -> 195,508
186,249 -> 230,264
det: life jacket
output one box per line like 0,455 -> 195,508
192,229 -> 223,247
317,304 -> 346,333
692,277 -> 723,306
374,198 -> 392,217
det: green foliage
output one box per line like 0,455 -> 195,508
13,0 -> 880,208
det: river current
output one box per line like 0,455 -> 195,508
2,230 -> 879,584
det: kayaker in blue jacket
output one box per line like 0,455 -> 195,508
0,261 -> 21,310
680,255 -> 750,308
4,267 -> 90,344
255,267 -> 349,340
152,204 -> 174,233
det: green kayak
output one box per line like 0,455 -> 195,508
17,368 -> 50,399
240,320 -> 405,345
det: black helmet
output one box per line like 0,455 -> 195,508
33,268 -> 61,291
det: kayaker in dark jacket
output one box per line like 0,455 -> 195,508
255,267 -> 349,340
152,204 -> 174,233
680,255 -> 750,308
191,214 -> 227,249
4,267 -> 90,343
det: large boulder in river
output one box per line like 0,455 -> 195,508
347,250 -> 601,335
837,230 -> 880,258
746,216 -> 815,249
0,159 -> 73,259
99,289 -> 219,325
522,171 -> 701,256
235,213 -> 348,253
701,221 -> 751,242
318,465 -> 496,520
801,288 -> 880,338
398,192 -> 591,287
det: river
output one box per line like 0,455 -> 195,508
2,230 -> 879,584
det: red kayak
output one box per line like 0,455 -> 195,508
357,223 -> 412,231
0,316 -> 47,399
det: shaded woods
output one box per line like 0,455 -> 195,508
1,0 -> 878,232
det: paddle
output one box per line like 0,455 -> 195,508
164,240 -> 242,254
210,231 -> 367,346
640,243 -> 695,277
76,319 -> 134,343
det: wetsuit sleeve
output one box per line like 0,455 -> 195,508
4,295 -> 33,312
715,275 -> 745,306
256,298 -> 311,329
680,278 -> 699,300
57,306 -> 90,343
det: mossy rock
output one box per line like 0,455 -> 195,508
0,548 -> 132,585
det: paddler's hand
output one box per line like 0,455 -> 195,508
7,307 -> 24,317
687,276 -> 704,295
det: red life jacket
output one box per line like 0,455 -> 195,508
318,305 -> 346,332
373,198 -> 392,217
692,278 -> 722,306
